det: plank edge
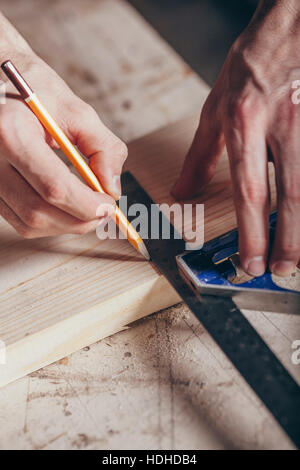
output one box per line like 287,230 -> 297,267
0,275 -> 180,388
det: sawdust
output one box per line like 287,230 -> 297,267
71,433 -> 106,449
57,357 -> 69,366
155,302 -> 190,326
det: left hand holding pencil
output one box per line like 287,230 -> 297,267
0,55 -> 127,238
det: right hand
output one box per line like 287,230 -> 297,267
0,55 -> 127,238
172,1 -> 300,277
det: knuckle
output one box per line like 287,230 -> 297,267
68,100 -> 97,126
22,207 -> 44,229
227,93 -> 257,123
235,181 -> 268,206
104,137 -> 128,164
116,140 -> 128,161
41,179 -> 66,205
17,225 -> 36,239
276,242 -> 300,258
82,103 -> 97,122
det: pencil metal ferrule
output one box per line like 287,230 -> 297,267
1,60 -> 34,100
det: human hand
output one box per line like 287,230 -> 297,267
172,0 -> 300,277
0,55 -> 127,238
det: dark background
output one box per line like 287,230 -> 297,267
128,0 -> 258,86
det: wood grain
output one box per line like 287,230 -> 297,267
1,0 -> 206,142
0,0 -> 297,451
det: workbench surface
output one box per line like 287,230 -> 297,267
0,0 -> 299,450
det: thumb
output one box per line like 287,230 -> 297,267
172,91 -> 224,200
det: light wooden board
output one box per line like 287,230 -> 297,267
0,111 -> 278,387
1,0 -> 206,142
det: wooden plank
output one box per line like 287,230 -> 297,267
0,0 -> 207,389
1,0 -> 206,142
0,111 -> 278,387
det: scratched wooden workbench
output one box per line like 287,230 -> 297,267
0,0 -> 299,450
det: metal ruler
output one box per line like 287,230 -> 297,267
121,171 -> 300,449
176,213 -> 300,315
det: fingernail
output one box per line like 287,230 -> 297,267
271,261 -> 296,277
111,175 -> 121,200
245,256 -> 265,277
96,203 -> 115,218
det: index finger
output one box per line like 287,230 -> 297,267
3,116 -> 115,221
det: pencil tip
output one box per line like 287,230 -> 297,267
138,241 -> 151,261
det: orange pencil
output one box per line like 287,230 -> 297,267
1,60 -> 150,260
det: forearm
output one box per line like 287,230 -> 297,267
0,12 -> 35,81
